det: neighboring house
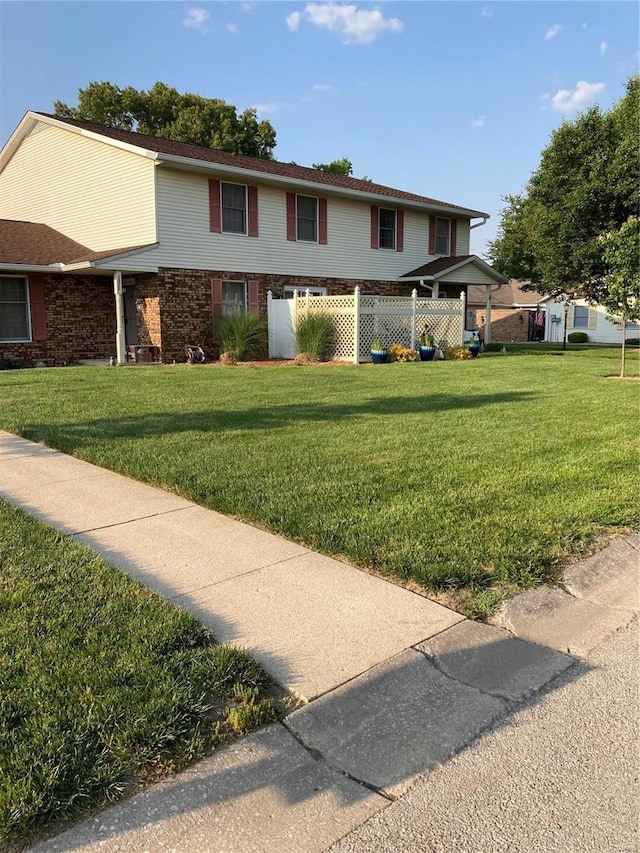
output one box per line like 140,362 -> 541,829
540,295 -> 639,345
0,111 -> 507,365
467,280 -> 546,343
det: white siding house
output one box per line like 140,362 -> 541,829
542,297 -> 639,344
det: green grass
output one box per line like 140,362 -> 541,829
0,348 -> 638,616
0,500 -> 276,846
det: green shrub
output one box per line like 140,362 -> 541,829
483,343 -> 503,352
0,357 -> 22,370
625,337 -> 640,346
294,313 -> 335,361
567,332 -> 589,343
216,312 -> 266,360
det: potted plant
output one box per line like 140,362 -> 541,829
370,337 -> 388,364
418,329 -> 437,361
468,331 -> 481,358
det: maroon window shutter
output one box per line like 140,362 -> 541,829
286,193 -> 297,241
248,186 -> 258,237
209,180 -> 221,233
29,274 -> 46,341
247,280 -> 259,314
396,210 -> 404,252
370,206 -> 379,249
449,218 -> 457,256
428,215 -> 436,255
318,198 -> 327,245
211,278 -> 223,318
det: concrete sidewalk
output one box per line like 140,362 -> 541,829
1,431 -> 637,853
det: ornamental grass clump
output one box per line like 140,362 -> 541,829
294,313 -> 335,361
216,312 -> 266,361
388,343 -> 418,362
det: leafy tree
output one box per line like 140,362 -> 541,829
54,81 -> 276,159
488,76 -> 639,302
312,158 -> 353,175
599,216 -> 640,378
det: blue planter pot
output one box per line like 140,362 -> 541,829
419,346 -> 436,361
371,350 -> 388,364
468,344 -> 481,358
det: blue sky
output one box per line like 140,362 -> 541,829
0,1 -> 637,254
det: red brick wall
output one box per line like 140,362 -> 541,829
474,308 -> 531,343
155,268 -> 409,362
0,273 -> 114,367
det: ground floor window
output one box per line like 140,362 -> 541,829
283,285 -> 328,299
0,276 -> 30,341
572,306 -> 590,328
222,281 -> 247,316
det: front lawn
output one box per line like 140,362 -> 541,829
0,500 -> 276,847
0,348 -> 637,616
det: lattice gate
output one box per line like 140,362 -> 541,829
268,288 -> 465,363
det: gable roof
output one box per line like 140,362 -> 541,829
400,255 -> 508,284
467,280 -> 545,307
0,219 -> 153,268
3,112 -> 489,219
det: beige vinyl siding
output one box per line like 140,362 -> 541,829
0,123 -> 156,250
154,168 -> 461,281
454,219 -> 470,254
438,264 -> 498,286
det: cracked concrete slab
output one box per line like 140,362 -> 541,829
32,724 -> 388,853
285,648 -> 506,798
562,538 -> 639,612
491,585 -> 635,656
417,620 -> 575,702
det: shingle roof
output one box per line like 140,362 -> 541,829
400,256 -> 475,278
0,219 -> 151,266
35,113 -> 487,216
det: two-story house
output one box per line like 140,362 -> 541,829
0,111 -> 507,365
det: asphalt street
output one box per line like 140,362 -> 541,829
330,618 -> 639,853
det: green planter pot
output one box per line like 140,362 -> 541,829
468,344 -> 481,358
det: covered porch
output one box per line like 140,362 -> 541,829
399,255 -> 509,345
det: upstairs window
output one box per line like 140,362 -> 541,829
435,218 -> 450,255
221,183 -> 247,234
379,208 -> 396,250
572,306 -> 589,328
297,195 -> 318,242
0,276 -> 30,341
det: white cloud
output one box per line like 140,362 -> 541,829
481,5 -> 493,18
312,83 -> 332,91
600,40 -> 607,55
242,2 -> 254,12
545,23 -> 562,40
182,7 -> 211,34
252,102 -> 285,116
291,3 -> 403,44
286,10 -> 301,31
551,80 -> 605,113
471,115 -> 486,128
226,22 -> 239,34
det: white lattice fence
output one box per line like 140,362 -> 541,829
284,288 -> 465,363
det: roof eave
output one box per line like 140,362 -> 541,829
0,262 -> 64,272
154,152 -> 489,217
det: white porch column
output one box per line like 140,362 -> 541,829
114,271 -> 126,365
485,285 -> 492,345
432,282 -> 440,299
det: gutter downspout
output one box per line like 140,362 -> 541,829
470,216 -> 489,230
114,271 -> 126,365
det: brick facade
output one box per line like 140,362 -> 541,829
0,268 -> 474,367
0,273 -> 114,367
473,307 -> 532,343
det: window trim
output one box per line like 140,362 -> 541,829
435,217 -> 451,256
0,275 -> 31,342
572,305 -> 590,329
221,181 -> 248,236
296,194 -> 319,243
378,207 -> 397,251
